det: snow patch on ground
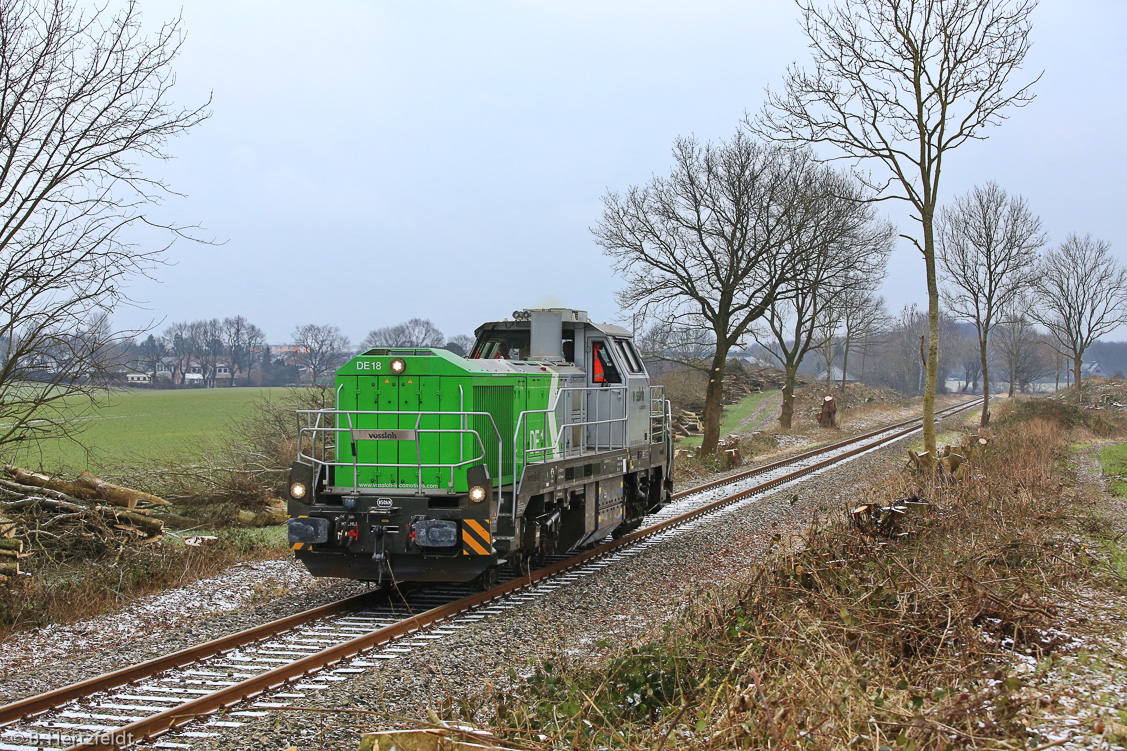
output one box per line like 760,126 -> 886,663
0,559 -> 315,675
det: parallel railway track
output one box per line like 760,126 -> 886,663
0,400 -> 976,751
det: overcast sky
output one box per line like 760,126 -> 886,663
118,0 -> 1127,345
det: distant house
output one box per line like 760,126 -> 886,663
156,357 -> 177,382
160,355 -> 237,387
125,370 -> 152,385
111,365 -> 152,385
1082,361 -> 1105,378
270,344 -> 309,367
732,353 -> 777,369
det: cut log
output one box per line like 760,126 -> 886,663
76,471 -> 170,508
0,515 -> 15,538
94,506 -> 164,536
2,495 -> 86,513
0,561 -> 17,577
0,478 -> 86,506
237,505 -> 287,527
2,466 -> 169,509
0,539 -> 23,554
3,465 -> 91,500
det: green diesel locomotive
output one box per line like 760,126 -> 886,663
286,308 -> 672,588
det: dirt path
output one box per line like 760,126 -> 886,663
733,389 -> 782,434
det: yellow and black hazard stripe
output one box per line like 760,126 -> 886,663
461,518 -> 492,555
290,515 -> 308,551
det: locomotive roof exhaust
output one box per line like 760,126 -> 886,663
530,309 -> 563,359
525,307 -> 586,360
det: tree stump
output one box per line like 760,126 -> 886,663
817,395 -> 837,428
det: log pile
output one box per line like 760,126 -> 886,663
3,465 -> 170,509
671,410 -> 705,437
669,368 -> 796,437
723,368 -> 802,404
0,466 -> 169,581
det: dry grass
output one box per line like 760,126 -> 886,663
0,527 -> 285,639
0,390 -> 316,637
473,399 -> 1127,750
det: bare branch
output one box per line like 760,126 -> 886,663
0,0 -> 209,459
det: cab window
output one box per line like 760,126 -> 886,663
613,338 -> 643,373
591,341 -> 622,384
470,331 -> 529,360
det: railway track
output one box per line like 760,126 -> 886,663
0,400 -> 976,751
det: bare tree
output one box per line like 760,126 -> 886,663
222,316 -> 266,384
754,169 -> 893,428
136,334 -> 167,380
634,319 -> 715,372
292,324 -> 351,386
953,332 -> 983,393
0,0 -> 208,455
991,311 -> 1052,395
755,0 -> 1039,457
162,321 -> 196,385
835,288 -> 889,388
939,182 -> 1044,424
1028,235 -> 1127,393
869,305 -> 961,396
191,319 -> 224,387
595,133 -> 818,454
443,334 -> 476,357
361,318 -> 445,350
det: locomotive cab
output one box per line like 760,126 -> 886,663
286,308 -> 672,587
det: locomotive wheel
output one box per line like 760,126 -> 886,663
472,566 -> 499,591
508,551 -> 530,577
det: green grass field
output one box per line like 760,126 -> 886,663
1099,442 -> 1127,498
8,387 -> 291,473
677,390 -> 778,447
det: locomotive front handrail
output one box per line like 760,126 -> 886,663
295,408 -> 503,506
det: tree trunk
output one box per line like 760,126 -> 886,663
1074,354 -> 1083,394
817,395 -> 837,428
76,471 -> 170,507
922,212 -> 939,459
700,348 -> 729,455
780,366 -> 798,430
979,335 -> 991,426
840,343 -> 850,391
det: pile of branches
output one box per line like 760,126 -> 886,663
722,368 -> 799,404
0,466 -> 169,579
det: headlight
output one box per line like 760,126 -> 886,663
290,482 -> 307,499
390,357 -> 406,374
469,485 -> 486,502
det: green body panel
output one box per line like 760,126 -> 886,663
333,349 -> 553,492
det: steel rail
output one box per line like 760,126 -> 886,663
65,399 -> 974,750
0,400 -> 974,749
671,399 -> 976,500
0,592 -> 376,726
